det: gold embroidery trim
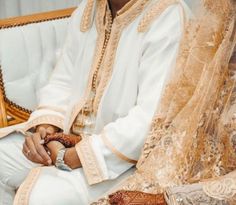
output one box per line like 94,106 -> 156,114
13,167 -> 41,205
66,32 -> 107,132
138,0 -> 178,33
76,137 -> 106,185
101,131 -> 138,164
67,0 -> 109,131
80,0 -> 95,32
25,115 -> 64,131
68,0 -> 150,130
93,0 -> 149,113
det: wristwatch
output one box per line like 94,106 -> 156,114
55,148 -> 72,171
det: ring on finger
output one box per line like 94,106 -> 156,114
26,150 -> 31,156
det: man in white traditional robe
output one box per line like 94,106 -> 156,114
0,0 -> 187,204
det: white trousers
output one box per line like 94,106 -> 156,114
0,133 -> 134,205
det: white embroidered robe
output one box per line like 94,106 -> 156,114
0,0 -> 186,187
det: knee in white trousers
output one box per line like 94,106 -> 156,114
0,133 -> 36,205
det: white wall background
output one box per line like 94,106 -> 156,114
0,0 -> 196,19
0,0 -> 81,19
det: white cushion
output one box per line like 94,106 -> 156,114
0,18 -> 70,111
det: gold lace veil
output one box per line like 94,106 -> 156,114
92,0 -> 236,204
120,0 -> 236,193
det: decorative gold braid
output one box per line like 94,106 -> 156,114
24,115 -> 64,131
101,131 -> 138,164
93,0 -> 149,113
80,0 -> 95,32
138,0 -> 178,33
67,0 -> 108,131
75,137 -> 106,185
67,27 -> 107,131
68,0 -> 150,130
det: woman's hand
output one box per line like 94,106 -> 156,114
36,124 -> 60,138
23,132 -> 52,165
22,124 -> 59,165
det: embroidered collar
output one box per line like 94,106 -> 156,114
97,0 -> 149,29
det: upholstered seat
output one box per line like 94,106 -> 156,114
0,8 -> 75,127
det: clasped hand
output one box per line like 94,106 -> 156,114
22,124 -> 81,169
22,124 -> 61,165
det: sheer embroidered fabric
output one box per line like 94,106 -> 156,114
93,0 -> 236,204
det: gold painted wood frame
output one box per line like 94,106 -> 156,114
0,8 -> 76,128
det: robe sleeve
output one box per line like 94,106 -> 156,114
24,5 -> 83,131
76,4 -> 185,185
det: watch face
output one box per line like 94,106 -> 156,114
55,148 -> 72,171
57,163 -> 72,171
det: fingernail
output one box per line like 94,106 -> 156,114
47,160 -> 52,165
39,139 -> 45,145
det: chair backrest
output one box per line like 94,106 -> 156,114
0,0 -> 80,19
0,8 -> 75,127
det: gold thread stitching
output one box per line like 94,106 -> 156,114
101,131 -> 138,164
76,137 -> 106,185
13,168 -> 41,205
80,0 -> 95,32
25,115 -> 64,131
138,0 -> 178,33
93,0 -> 149,113
67,0 -> 150,130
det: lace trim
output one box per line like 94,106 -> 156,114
203,176 -> 236,200
101,131 -> 137,164
80,0 -> 95,32
137,0 -> 178,33
165,186 -> 230,205
25,115 -> 64,131
75,136 -> 106,185
13,168 -> 41,205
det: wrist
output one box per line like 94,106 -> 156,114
55,148 -> 72,171
47,141 -> 65,163
64,148 -> 81,169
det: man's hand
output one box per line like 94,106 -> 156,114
46,141 -> 65,164
64,147 -> 82,169
46,143 -> 81,169
22,124 -> 59,165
